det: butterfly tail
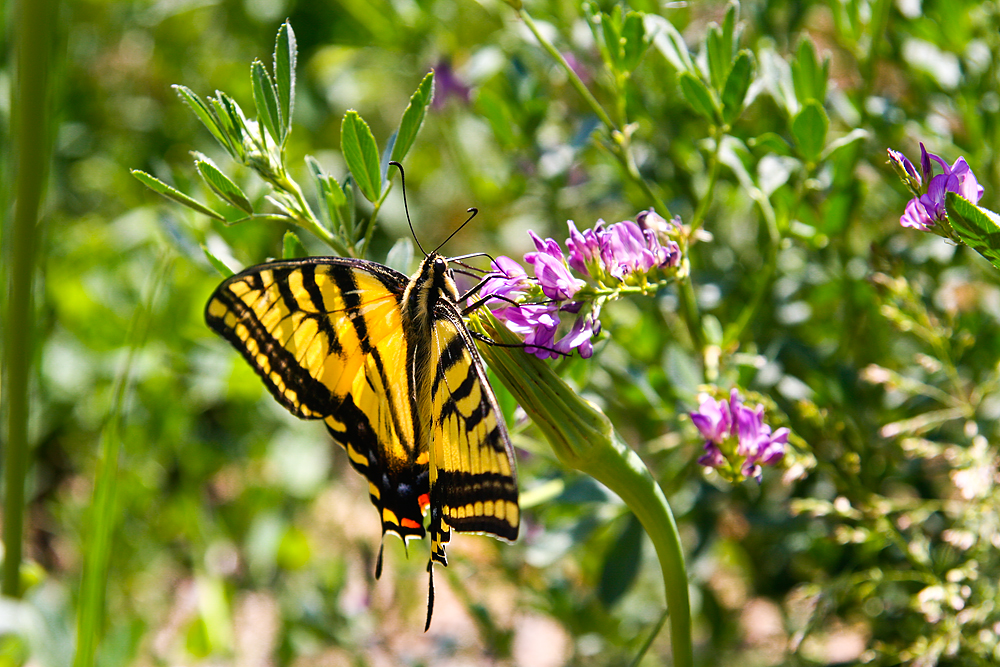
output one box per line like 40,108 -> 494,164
424,560 -> 436,632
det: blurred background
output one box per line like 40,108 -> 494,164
4,0 -> 1000,665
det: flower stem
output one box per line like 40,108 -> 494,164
3,0 -> 56,598
518,7 -> 670,217
722,158 -> 781,348
359,185 -> 393,259
519,8 -> 616,132
279,174 -> 351,255
472,311 -> 693,667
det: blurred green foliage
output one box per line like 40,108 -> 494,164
6,0 -> 1000,665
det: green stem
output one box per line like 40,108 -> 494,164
3,0 -> 56,598
280,176 -> 350,255
359,183 -> 394,259
583,435 -> 691,667
688,136 -> 721,235
676,273 -> 705,355
519,8 -> 617,132
519,7 -> 670,217
73,256 -> 173,667
472,312 -> 693,667
670,134 -> 722,357
722,167 -> 781,348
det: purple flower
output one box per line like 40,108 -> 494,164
524,231 -> 585,300
698,442 -> 725,468
483,211 -> 683,359
887,148 -> 922,191
503,303 -> 561,359
690,393 -> 732,444
890,143 -> 984,231
553,308 -> 599,359
566,220 -> 603,276
901,196 -> 936,231
479,256 -> 530,307
599,220 -> 680,281
690,389 -> 786,483
636,209 -> 678,238
431,60 -> 470,109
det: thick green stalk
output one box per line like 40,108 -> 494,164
3,0 -> 57,598
73,256 -> 171,667
472,312 -> 693,667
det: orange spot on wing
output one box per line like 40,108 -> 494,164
418,493 -> 430,510
401,518 -> 422,529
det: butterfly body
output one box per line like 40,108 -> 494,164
205,252 -> 518,625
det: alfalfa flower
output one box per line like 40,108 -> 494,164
888,143 -> 984,232
480,210 -> 682,359
690,389 -> 788,483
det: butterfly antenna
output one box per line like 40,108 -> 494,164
432,207 -> 478,256
390,161 -> 427,257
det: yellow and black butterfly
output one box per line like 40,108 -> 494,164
204,247 -> 519,629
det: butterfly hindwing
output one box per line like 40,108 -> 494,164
428,306 -> 519,566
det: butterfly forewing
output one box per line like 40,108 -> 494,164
205,258 -> 429,540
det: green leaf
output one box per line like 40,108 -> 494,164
341,110 -> 382,203
273,20 -> 296,143
172,85 -> 234,156
600,6 -> 622,67
598,513 -> 644,608
678,72 -> 718,122
820,128 -> 868,161
721,50 -> 753,125
791,100 -> 828,162
282,231 -> 307,259
645,14 -> 694,73
194,158 -> 253,214
209,94 -> 247,160
620,11 -> 648,72
946,192 -> 1000,272
342,177 -> 358,243
475,87 -> 516,148
749,132 -> 793,156
391,71 -> 434,164
705,24 -> 730,91
306,156 -> 349,239
251,60 -> 281,148
130,170 -> 226,221
384,236 -> 416,275
201,244 -> 235,277
791,38 -> 827,104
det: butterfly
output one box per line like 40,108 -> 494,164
204,250 -> 519,629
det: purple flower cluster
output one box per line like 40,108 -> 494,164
888,143 -> 984,231
690,389 -> 787,483
480,210 -> 682,359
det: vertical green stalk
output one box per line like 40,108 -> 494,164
73,256 -> 173,667
3,0 -> 57,598
472,312 -> 693,667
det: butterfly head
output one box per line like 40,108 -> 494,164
428,253 -> 460,303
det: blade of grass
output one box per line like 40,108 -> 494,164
73,256 -> 173,667
3,0 -> 57,598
